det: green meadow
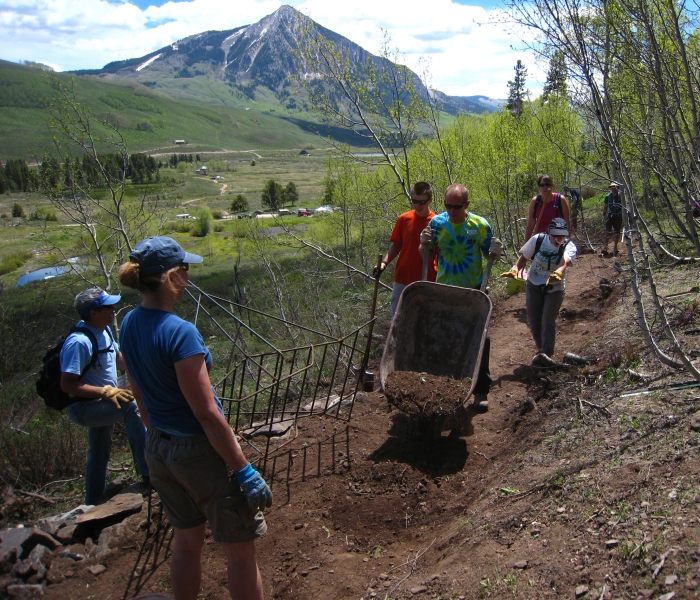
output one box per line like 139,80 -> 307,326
0,60 -> 368,159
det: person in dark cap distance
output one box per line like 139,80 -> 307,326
60,288 -> 149,505
602,182 -> 624,257
502,218 -> 577,365
118,236 -> 270,600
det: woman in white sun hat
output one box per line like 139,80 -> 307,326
503,218 -> 578,364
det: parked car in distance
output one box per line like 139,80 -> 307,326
293,207 -> 312,216
253,210 -> 264,215
278,208 -> 291,216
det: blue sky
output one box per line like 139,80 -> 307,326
0,0 -> 539,97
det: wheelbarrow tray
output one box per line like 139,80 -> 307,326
380,282 -> 493,401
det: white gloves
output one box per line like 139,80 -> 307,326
419,227 -> 433,245
488,237 -> 503,259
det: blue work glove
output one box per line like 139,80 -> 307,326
235,463 -> 272,511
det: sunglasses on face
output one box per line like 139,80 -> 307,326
445,203 -> 466,210
539,183 -> 553,188
179,263 -> 189,272
411,198 -> 430,206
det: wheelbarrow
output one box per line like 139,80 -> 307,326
379,250 -> 495,436
379,282 -> 492,397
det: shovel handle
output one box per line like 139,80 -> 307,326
421,246 -> 431,281
480,252 -> 496,293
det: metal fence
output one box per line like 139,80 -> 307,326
184,282 -> 372,475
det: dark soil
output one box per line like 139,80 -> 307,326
384,371 -> 471,417
38,252 -> 700,600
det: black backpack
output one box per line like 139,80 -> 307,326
36,326 -> 112,411
532,233 -> 570,270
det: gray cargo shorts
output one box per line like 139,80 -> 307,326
145,428 -> 267,543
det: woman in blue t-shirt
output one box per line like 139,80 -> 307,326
118,236 -> 270,600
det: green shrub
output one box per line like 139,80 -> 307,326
212,209 -> 224,220
11,203 -> 25,218
29,207 -> 58,221
135,120 -> 155,132
191,206 -> 213,237
214,223 -> 224,232
0,374 -> 88,489
231,194 -> 248,213
0,250 -> 32,275
163,220 -> 192,234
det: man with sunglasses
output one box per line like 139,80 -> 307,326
60,288 -> 149,505
418,184 -> 503,409
374,181 -> 437,318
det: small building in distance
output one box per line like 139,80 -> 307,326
195,166 -> 209,175
174,139 -> 187,145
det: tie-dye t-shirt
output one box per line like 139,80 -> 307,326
429,211 -> 493,288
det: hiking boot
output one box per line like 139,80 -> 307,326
562,352 -> 597,366
613,249 -> 619,257
600,250 -> 610,258
532,352 -> 555,367
472,393 -> 488,411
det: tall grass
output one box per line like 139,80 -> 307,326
0,250 -> 33,275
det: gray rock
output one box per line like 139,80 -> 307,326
87,564 -> 106,576
54,524 -> 76,545
241,420 -> 295,439
575,585 -> 589,598
45,569 -> 64,585
95,522 -> 126,560
409,585 -> 427,594
11,560 -> 32,578
37,506 -> 91,536
659,593 -> 675,600
0,527 -> 60,571
690,411 -> 700,432
513,560 -> 528,569
605,539 -> 619,548
27,545 -> 50,569
75,493 -> 144,525
6,584 -> 44,599
665,574 -> 678,586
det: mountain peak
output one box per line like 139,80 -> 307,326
73,8 -> 495,116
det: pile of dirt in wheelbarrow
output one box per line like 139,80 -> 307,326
384,370 -> 471,417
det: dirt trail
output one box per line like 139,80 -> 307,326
46,252 -> 696,600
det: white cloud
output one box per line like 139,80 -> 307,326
0,0 -> 542,96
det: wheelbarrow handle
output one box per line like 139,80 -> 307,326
480,252 -> 496,293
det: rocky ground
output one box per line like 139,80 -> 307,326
3,250 -> 700,600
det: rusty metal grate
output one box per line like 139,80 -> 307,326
183,283 -> 372,474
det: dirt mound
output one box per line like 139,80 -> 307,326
384,371 -> 470,417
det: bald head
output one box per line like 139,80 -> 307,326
445,184 -> 469,204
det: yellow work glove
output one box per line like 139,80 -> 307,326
545,271 -> 563,287
101,385 -> 134,409
500,267 -> 518,279
372,262 -> 387,278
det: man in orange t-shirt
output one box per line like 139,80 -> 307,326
373,182 -> 437,317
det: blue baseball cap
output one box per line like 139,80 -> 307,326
76,289 -> 121,316
130,236 -> 203,276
